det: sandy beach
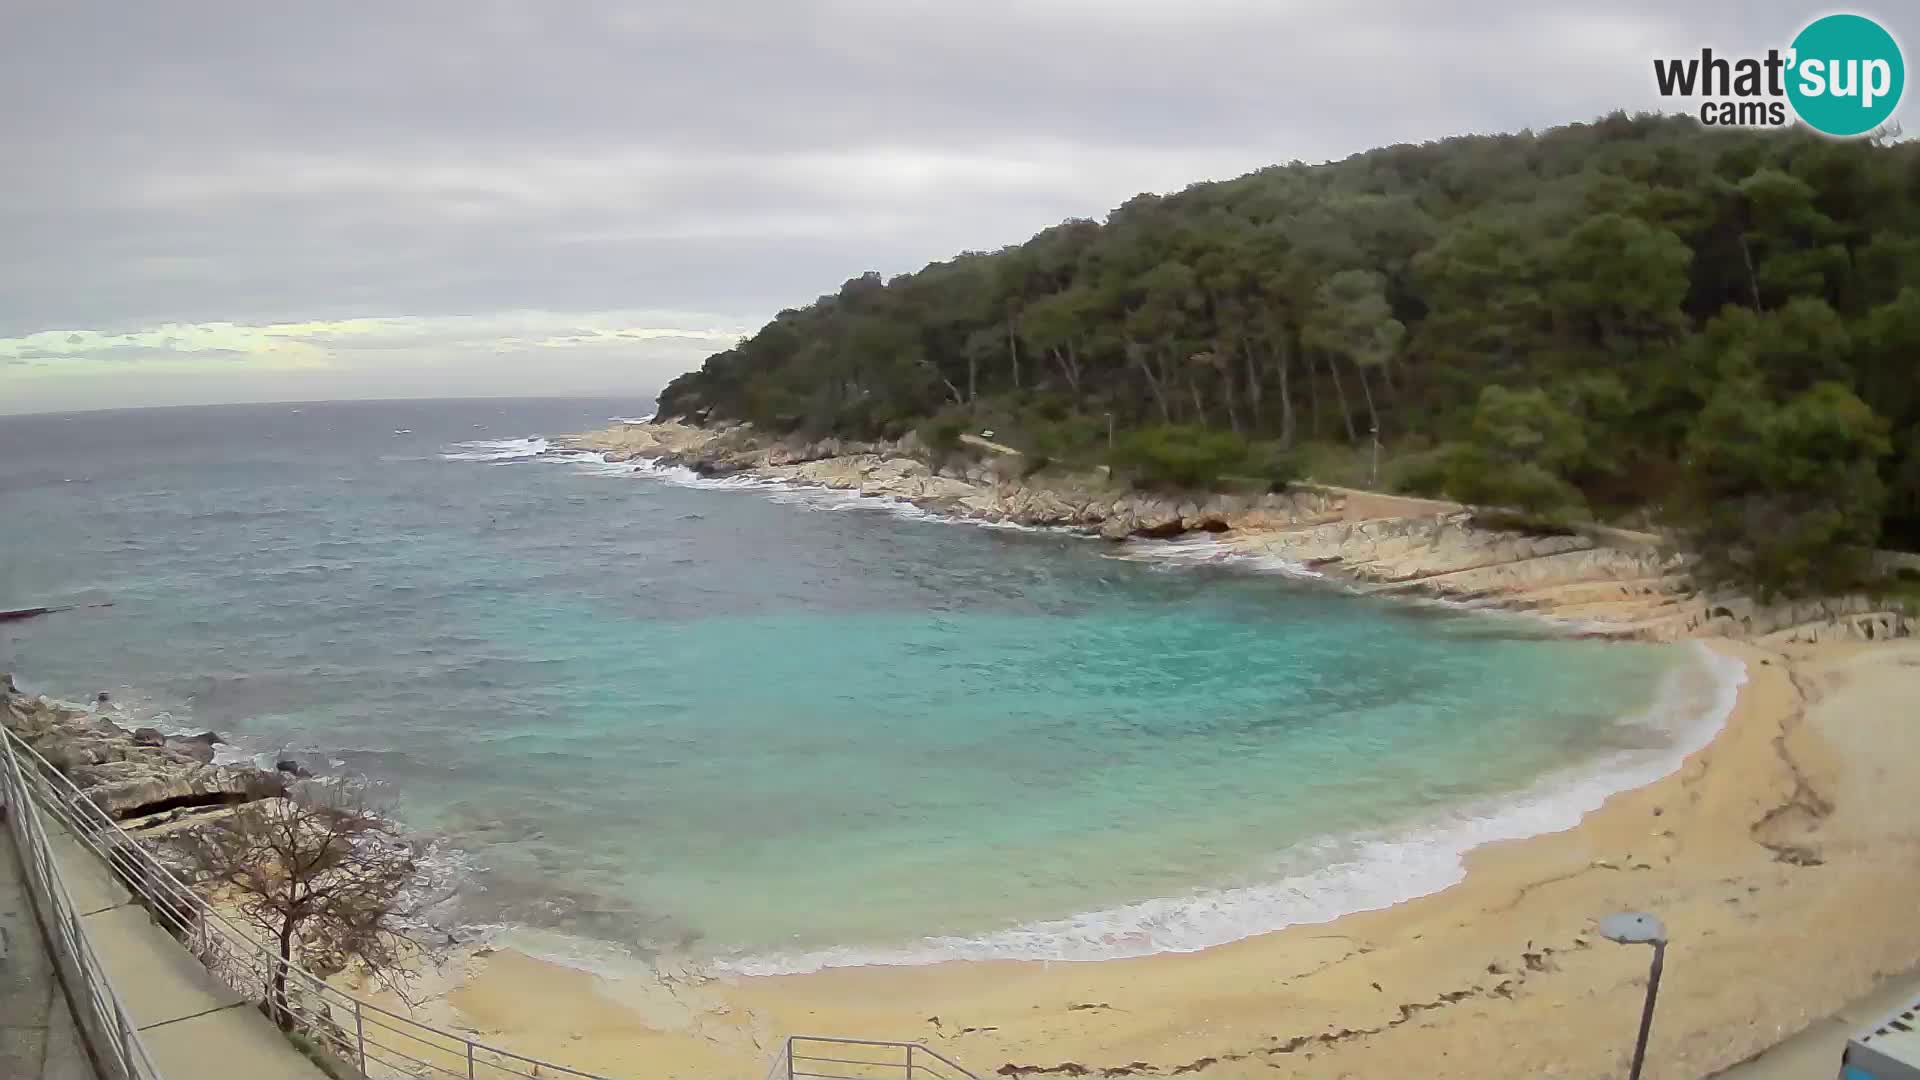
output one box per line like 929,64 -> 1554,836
335,637 -> 1920,1080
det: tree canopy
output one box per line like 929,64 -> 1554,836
658,113 -> 1920,596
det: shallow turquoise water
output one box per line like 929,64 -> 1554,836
0,399 -> 1732,972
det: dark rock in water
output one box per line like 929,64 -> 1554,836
164,736 -> 217,764
131,727 -> 166,747
276,757 -> 313,778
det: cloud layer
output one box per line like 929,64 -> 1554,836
1,1 -> 1904,413
0,312 -> 744,413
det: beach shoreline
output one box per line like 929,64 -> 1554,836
10,414 -> 1919,1079
372,636 -> 1920,1080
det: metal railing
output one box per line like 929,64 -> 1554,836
1,723 -> 625,1080
1,722 -> 164,1080
768,1037 -> 980,1080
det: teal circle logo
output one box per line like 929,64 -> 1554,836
1786,14 -> 1905,137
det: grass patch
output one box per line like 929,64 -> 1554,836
1876,567 -> 1920,615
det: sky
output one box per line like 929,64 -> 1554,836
0,1 -> 1908,415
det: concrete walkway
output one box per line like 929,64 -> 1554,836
0,827 -> 96,1080
46,829 -> 327,1080
1715,971 -> 1920,1079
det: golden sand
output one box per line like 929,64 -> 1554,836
373,639 -> 1920,1080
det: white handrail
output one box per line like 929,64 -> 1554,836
2,724 -> 625,1080
1,724 -> 165,1080
8,721 -> 978,1080
771,1036 -> 980,1080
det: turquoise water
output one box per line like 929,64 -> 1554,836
0,399 -> 1735,973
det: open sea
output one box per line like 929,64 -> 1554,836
0,397 -> 1739,975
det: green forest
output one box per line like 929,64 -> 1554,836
656,113 -> 1920,597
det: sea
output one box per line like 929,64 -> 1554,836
0,397 -> 1741,976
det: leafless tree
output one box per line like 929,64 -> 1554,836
183,780 -> 416,1029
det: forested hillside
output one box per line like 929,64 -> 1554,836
656,113 -> 1920,596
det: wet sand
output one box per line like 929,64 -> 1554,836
373,638 -> 1920,1080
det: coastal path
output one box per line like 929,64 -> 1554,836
0,823 -> 95,1079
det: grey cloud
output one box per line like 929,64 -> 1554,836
2,1 -> 1907,401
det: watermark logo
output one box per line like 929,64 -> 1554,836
1653,13 -> 1905,137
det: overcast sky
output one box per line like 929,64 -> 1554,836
0,1 -> 1907,415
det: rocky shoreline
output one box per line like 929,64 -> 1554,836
1,672 -> 292,835
1,674 -> 464,944
565,419 -> 1917,645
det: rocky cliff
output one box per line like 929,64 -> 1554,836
564,420 -> 1917,645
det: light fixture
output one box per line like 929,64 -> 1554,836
1600,911 -> 1669,1080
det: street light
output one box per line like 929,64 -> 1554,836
1600,911 -> 1668,1080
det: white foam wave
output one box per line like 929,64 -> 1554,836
608,413 -> 657,425
557,451 -> 1070,534
1105,534 -> 1324,579
439,437 -> 550,462
484,927 -> 653,982
45,687 -> 234,750
442,432 -> 1075,541
712,642 -> 1745,975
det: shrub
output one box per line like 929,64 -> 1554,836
1442,444 -> 1589,525
1025,414 -> 1107,463
1386,445 -> 1454,497
1680,380 -> 1890,598
1110,425 -> 1252,491
915,411 -> 970,471
1246,441 -> 1305,492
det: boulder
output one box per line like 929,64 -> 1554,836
36,739 -> 93,773
131,727 -> 166,747
84,765 -> 286,820
164,734 -> 219,765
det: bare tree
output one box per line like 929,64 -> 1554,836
183,781 -> 416,1030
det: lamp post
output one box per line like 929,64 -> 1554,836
1600,911 -> 1668,1080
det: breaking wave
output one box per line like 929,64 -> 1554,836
711,642 -> 1743,975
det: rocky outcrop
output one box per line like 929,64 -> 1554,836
80,764 -> 278,819
564,420 -> 1916,645
2,684 -> 284,820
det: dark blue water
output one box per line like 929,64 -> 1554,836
0,399 -> 1733,973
